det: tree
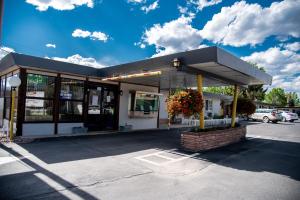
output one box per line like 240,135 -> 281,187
286,92 -> 300,106
265,88 -> 287,106
203,86 -> 234,96
240,63 -> 267,101
231,98 -> 256,115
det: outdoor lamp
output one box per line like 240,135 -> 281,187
8,76 -> 21,141
172,58 -> 181,68
9,76 -> 21,88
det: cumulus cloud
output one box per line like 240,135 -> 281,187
127,0 -> 145,3
242,46 -> 300,74
72,29 -> 109,42
141,15 -> 203,57
26,0 -> 94,11
141,0 -> 159,13
271,75 -> 300,96
0,46 -> 15,60
200,0 -> 300,47
242,45 -> 300,95
52,54 -> 106,68
188,0 -> 223,10
283,42 -> 300,52
46,43 -> 56,48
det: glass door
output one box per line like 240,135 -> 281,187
86,84 -> 118,131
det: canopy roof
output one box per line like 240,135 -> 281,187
0,46 -> 272,89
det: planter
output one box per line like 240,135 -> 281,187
181,126 -> 246,152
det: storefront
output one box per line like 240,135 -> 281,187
0,46 -> 272,137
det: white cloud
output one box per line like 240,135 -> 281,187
72,29 -> 109,42
0,46 -> 15,60
72,29 -> 91,38
178,5 -> 188,14
200,0 -> 300,47
242,45 -> 300,96
91,31 -> 109,41
141,15 -> 203,57
283,42 -> 300,52
46,43 -> 56,48
52,54 -> 106,68
270,75 -> 300,97
141,0 -> 159,13
188,0 -> 223,10
26,0 -> 94,11
127,0 -> 145,3
242,46 -> 300,74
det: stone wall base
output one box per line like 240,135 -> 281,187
181,126 -> 246,152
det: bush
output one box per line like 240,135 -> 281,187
231,98 -> 256,115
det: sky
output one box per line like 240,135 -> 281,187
1,0 -> 300,95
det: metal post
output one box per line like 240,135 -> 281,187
231,84 -> 239,128
9,88 -> 16,141
197,75 -> 204,129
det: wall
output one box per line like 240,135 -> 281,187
159,90 -> 169,120
212,97 -> 222,116
58,123 -> 84,135
22,123 -> 54,136
119,83 -> 159,130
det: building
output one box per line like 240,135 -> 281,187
0,46 -> 272,137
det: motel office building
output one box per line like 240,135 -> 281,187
0,47 -> 272,137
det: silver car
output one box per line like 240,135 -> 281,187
249,109 -> 281,123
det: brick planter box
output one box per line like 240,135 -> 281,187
181,126 -> 246,152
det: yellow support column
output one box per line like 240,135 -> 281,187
197,75 -> 204,129
9,89 -> 16,141
231,84 -> 239,128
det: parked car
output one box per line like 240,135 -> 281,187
278,110 -> 299,122
249,109 -> 281,123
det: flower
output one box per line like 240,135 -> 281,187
166,89 -> 203,117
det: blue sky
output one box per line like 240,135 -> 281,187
1,0 -> 300,94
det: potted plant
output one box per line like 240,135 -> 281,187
166,89 -> 246,152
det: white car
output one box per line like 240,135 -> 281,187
249,109 -> 282,123
279,111 -> 299,122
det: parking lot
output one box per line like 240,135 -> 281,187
1,121 -> 300,200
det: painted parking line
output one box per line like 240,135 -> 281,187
135,149 -> 199,166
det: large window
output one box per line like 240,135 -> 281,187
59,78 -> 84,121
25,74 -> 55,121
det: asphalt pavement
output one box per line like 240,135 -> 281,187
0,121 -> 300,200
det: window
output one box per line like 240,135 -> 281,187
60,78 -> 84,100
59,78 -> 84,121
205,100 -> 213,111
59,101 -> 83,121
134,93 -> 159,112
25,74 -> 55,122
25,99 -> 53,121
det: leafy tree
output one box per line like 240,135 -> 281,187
231,98 -> 256,115
203,86 -> 234,96
286,92 -> 300,106
265,88 -> 287,106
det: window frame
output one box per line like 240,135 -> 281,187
24,73 -> 56,123
59,78 -> 85,122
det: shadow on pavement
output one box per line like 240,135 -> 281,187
18,129 -> 181,164
193,138 -> 300,181
0,143 -> 99,200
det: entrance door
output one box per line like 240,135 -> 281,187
86,83 -> 118,131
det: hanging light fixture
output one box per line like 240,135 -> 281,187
172,58 -> 181,69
